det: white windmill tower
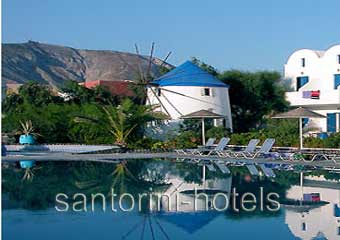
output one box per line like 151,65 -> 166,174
121,43 -> 233,141
146,61 -> 233,138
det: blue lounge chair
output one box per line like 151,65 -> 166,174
242,138 -> 276,159
220,139 -> 260,158
195,137 -> 230,156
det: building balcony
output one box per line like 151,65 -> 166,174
285,89 -> 340,107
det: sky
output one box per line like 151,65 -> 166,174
2,0 -> 340,72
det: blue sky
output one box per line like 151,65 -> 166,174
3,0 -> 340,72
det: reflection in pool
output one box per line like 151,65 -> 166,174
2,159 -> 340,240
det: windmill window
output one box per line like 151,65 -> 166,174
203,88 -> 211,96
301,58 -> 306,67
338,55 -> 340,64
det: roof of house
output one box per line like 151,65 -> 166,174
151,61 -> 229,88
81,80 -> 134,96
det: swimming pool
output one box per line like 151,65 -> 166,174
2,159 -> 340,240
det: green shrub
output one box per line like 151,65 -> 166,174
170,130 -> 200,149
206,126 -> 230,141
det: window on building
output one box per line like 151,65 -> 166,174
156,88 -> 161,97
302,118 -> 309,127
296,76 -> 309,91
338,55 -> 340,64
301,58 -> 306,67
327,113 -> 336,133
334,74 -> 340,89
203,88 -> 211,96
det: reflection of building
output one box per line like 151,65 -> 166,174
284,177 -> 340,239
152,165 -> 232,234
157,173 -> 232,212
284,45 -> 340,133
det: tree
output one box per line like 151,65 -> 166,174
2,81 -> 62,112
18,81 -> 63,106
191,57 -> 219,76
192,58 -> 289,132
219,70 -> 289,132
74,99 -> 164,146
61,80 -> 119,105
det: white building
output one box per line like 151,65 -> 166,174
147,61 -> 233,132
284,44 -> 340,133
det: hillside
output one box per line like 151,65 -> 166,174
2,41 -> 171,89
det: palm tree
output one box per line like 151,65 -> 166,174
74,99 -> 167,147
16,120 -> 41,137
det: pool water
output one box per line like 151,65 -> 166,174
2,159 -> 340,240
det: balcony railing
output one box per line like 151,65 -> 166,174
285,89 -> 340,106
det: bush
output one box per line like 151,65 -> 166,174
170,130 -> 200,149
206,126 -> 230,141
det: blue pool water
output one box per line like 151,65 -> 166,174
2,159 -> 340,240
3,208 -> 294,240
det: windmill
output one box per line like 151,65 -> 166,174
118,43 -> 233,139
117,42 -> 172,106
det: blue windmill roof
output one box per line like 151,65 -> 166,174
156,211 -> 219,234
152,61 -> 229,88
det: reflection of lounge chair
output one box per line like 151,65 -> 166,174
259,164 -> 276,178
241,139 -> 275,159
195,138 -> 230,156
215,163 -> 231,174
303,153 -> 340,164
219,139 -> 260,158
206,164 -> 216,172
246,164 -> 259,176
175,138 -> 216,155
273,152 -> 340,164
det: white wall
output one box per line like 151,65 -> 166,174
284,45 -> 340,132
284,45 -> 340,91
147,86 -> 233,130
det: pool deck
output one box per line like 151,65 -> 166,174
2,152 -> 340,168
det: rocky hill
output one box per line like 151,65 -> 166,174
2,41 -> 171,89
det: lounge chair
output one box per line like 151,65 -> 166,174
242,138 -> 276,159
175,138 -> 216,155
219,139 -> 260,158
194,137 -> 230,156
